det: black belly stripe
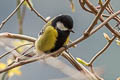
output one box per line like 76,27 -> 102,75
49,29 -> 70,52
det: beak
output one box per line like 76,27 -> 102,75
69,29 -> 75,33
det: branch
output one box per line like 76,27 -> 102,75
62,52 -> 98,80
0,55 -> 42,73
105,3 -> 120,26
80,0 -> 120,39
0,43 -> 32,59
86,36 -> 116,80
0,0 -> 47,31
89,36 -> 116,65
0,32 -> 36,42
99,11 -> 120,38
79,0 -> 94,13
26,0 -> 47,23
0,0 -> 25,30
85,0 -> 110,34
90,10 -> 120,35
84,0 -> 98,14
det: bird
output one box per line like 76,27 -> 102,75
35,14 -> 74,55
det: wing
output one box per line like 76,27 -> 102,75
38,16 -> 57,36
38,21 -> 51,36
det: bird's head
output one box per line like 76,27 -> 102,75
52,15 -> 74,33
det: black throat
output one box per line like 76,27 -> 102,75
49,29 -> 70,53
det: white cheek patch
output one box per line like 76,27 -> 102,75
56,22 -> 68,31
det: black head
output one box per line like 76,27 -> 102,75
52,15 -> 74,32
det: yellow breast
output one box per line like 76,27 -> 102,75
35,26 -> 58,53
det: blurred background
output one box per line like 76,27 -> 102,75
0,0 -> 120,80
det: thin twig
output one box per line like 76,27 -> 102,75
62,52 -> 83,71
79,0 -> 94,13
0,43 -> 32,59
105,1 -> 120,23
0,32 -> 36,42
62,52 -> 98,80
89,65 -> 103,80
26,0 -> 47,23
89,36 -> 116,65
7,45 -> 34,66
101,14 -> 120,22
0,55 -> 40,73
90,10 -> 120,36
105,4 -> 120,26
0,0 -> 47,31
80,0 -> 120,39
0,0 -> 25,30
86,36 -> 116,80
21,45 -> 34,55
84,0 -> 98,14
85,0 -> 110,34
